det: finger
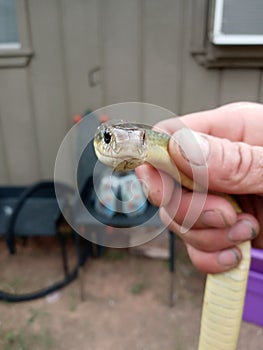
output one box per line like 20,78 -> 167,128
135,163 -> 174,207
161,208 -> 258,252
169,129 -> 263,194
186,244 -> 242,274
163,190 -> 237,229
155,102 -> 263,145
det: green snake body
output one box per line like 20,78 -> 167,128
94,121 -> 251,350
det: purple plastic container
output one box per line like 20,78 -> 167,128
250,248 -> 263,273
243,248 -> 263,327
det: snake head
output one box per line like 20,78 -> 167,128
94,121 -> 147,171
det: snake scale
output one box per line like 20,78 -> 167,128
94,121 -> 251,350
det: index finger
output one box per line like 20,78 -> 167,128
155,102 -> 263,146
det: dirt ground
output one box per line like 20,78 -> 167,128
0,233 -> 262,350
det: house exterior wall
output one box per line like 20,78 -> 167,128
0,0 -> 262,184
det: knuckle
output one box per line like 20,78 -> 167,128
230,143 -> 253,185
215,141 -> 254,190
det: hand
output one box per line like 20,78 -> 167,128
136,102 -> 263,273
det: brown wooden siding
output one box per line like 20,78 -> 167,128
0,0 -> 262,184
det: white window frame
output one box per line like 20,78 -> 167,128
0,0 -> 33,68
211,0 -> 263,45
0,43 -> 21,50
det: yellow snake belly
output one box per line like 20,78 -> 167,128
94,122 -> 251,350
198,241 -> 250,350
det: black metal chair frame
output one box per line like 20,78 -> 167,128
0,181 -> 82,302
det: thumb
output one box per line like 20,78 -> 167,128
169,128 -> 263,194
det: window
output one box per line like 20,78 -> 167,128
0,0 -> 20,49
211,0 -> 263,45
191,0 -> 263,68
0,0 -> 33,68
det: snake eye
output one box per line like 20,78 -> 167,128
103,130 -> 111,144
142,131 -> 146,144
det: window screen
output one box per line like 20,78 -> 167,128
0,0 -> 19,48
212,0 -> 263,44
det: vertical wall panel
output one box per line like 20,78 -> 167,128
101,0 -> 141,105
0,110 -> 9,184
60,0 -> 102,116
28,0 -> 69,179
0,69 -> 40,184
143,0 -> 183,121
180,0 -> 220,115
219,69 -> 261,105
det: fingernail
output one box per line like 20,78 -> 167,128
228,220 -> 258,242
218,249 -> 240,267
172,129 -> 210,166
200,209 -> 228,228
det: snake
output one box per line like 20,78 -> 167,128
93,121 -> 251,350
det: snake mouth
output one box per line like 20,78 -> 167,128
94,147 -> 143,172
114,158 -> 143,171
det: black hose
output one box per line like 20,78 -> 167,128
0,181 -> 80,302
0,267 -> 78,302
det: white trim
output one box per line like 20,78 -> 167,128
0,42 -> 21,50
212,0 -> 224,39
211,0 -> 263,45
212,34 -> 263,45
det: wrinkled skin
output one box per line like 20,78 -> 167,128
136,102 -> 263,274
